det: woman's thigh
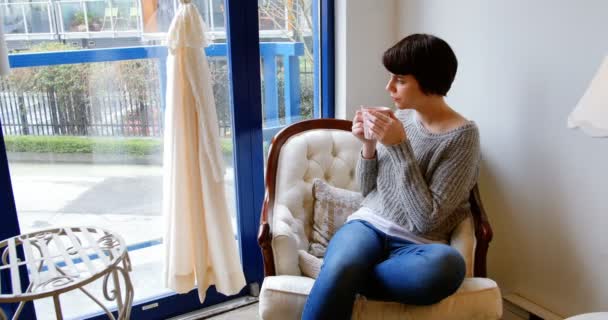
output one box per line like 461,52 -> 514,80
321,220 -> 384,272
303,221 -> 385,320
361,243 -> 466,305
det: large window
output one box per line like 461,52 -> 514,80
0,0 -> 332,319
0,47 -> 235,320
1,0 -> 301,41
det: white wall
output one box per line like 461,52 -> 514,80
336,0 -> 608,317
334,0 -> 397,120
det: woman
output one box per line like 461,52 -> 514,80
302,34 -> 481,320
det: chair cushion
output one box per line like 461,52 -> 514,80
259,276 -> 315,320
259,275 -> 503,320
310,179 -> 363,257
298,250 -> 323,278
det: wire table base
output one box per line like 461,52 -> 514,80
0,227 -> 134,320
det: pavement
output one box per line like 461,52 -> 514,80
7,162 -> 237,320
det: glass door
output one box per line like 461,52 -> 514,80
0,1 -> 237,319
0,0 -> 332,318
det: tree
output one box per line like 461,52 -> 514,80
4,43 -> 91,135
31,43 -> 91,135
2,42 -> 162,137
4,57 -> 35,134
259,0 -> 314,61
115,60 -> 160,136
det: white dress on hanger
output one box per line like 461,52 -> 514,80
162,1 -> 246,303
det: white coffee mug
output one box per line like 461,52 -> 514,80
361,106 -> 392,140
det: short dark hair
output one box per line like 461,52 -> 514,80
382,34 -> 458,96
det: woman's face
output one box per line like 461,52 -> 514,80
385,74 -> 425,110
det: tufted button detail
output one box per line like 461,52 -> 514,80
324,172 -> 331,180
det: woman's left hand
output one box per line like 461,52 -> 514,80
367,111 -> 407,145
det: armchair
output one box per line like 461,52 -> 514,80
257,119 -> 502,319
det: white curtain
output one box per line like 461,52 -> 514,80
162,0 -> 246,303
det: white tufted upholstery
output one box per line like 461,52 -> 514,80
271,130 -> 361,276
260,125 -> 502,319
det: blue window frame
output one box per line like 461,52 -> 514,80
0,0 -> 334,318
224,0 -> 266,286
0,112 -> 36,320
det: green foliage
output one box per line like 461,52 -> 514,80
24,42 -> 80,53
219,138 -> 233,155
6,42 -> 160,98
14,43 -> 89,92
3,42 -> 162,136
3,135 -> 234,157
5,43 -> 81,93
209,59 -> 231,129
71,11 -> 102,31
72,11 -> 87,26
4,136 -> 161,156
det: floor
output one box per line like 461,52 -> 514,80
206,303 -> 260,320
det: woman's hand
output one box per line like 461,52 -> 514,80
367,110 -> 407,146
352,111 -> 377,158
352,110 -> 374,143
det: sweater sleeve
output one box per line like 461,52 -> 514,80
356,150 -> 378,197
383,129 -> 480,234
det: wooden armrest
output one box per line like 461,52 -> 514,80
258,194 -> 276,277
470,185 -> 493,278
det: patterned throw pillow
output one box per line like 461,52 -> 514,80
298,250 -> 323,278
309,179 -> 363,258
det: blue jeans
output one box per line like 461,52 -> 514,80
301,220 -> 465,320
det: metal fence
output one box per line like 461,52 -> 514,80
0,79 -> 164,137
0,84 -> 235,138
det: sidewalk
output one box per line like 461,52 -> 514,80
8,162 -> 237,319
10,162 -> 236,240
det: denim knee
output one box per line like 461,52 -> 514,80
416,245 -> 466,304
321,254 -> 371,286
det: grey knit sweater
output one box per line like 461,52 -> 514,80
356,109 -> 481,242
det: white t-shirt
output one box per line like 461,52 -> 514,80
347,207 -> 448,244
